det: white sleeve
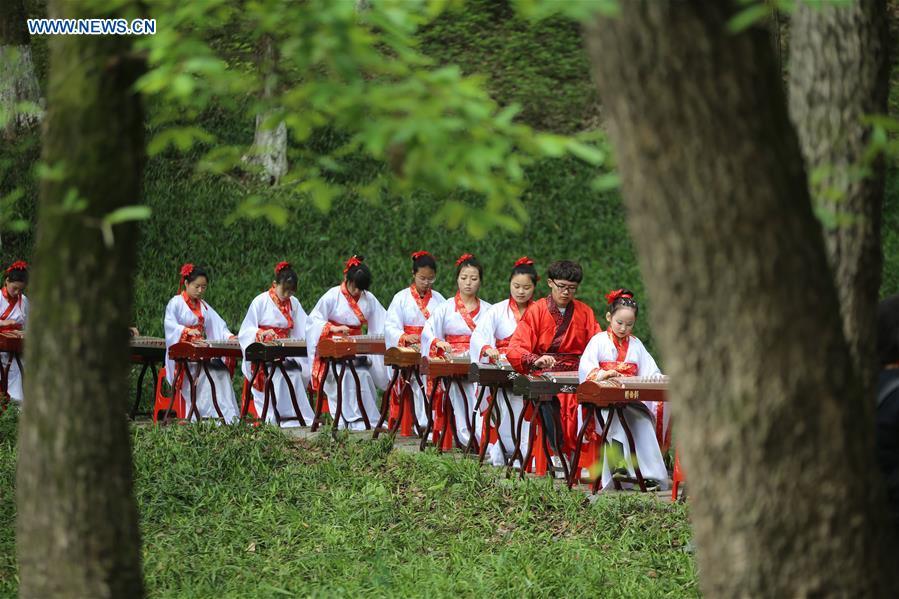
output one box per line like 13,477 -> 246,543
469,306 -> 497,364
578,334 -> 602,383
290,298 -> 310,371
633,338 -> 662,377
163,297 -> 185,385
203,302 -> 233,340
238,296 -> 262,381
305,289 -> 335,358
20,295 -> 29,327
384,292 -> 406,349
420,303 -> 445,358
364,292 -> 390,389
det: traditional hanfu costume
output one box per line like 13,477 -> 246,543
306,283 -> 388,431
506,296 -> 601,453
164,292 -> 240,423
470,297 -> 532,466
238,287 -> 313,427
579,330 -> 669,489
384,284 -> 445,429
0,286 -> 28,402
420,292 -> 491,446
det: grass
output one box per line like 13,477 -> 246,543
0,407 -> 697,598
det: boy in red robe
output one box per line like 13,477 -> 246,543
507,260 -> 601,466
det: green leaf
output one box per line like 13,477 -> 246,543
103,205 -> 152,226
727,3 -> 771,33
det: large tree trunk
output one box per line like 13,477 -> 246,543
584,2 -> 895,596
0,0 -> 43,139
15,0 -> 145,597
243,35 -> 287,185
788,0 -> 891,392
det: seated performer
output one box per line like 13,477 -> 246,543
470,256 -> 537,466
238,261 -> 314,427
163,263 -> 240,423
384,250 -> 446,431
0,261 -> 29,403
578,289 -> 668,490
506,260 -> 601,473
421,253 -> 491,447
306,255 -> 388,431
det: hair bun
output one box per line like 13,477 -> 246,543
275,261 -> 291,275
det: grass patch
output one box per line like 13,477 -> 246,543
0,409 -> 697,597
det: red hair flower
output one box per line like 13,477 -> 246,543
5,260 -> 28,275
455,253 -> 474,267
513,256 -> 534,267
275,261 -> 291,275
343,255 -> 363,274
604,288 -> 633,305
180,263 -> 195,278
411,250 -> 430,260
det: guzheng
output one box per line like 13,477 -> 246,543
130,336 -> 166,361
577,375 -> 669,406
318,334 -> 386,358
384,346 -> 422,368
168,339 -> 243,361
421,354 -> 470,378
467,360 -> 519,387
0,331 -> 23,354
513,370 -> 580,398
244,338 -> 308,362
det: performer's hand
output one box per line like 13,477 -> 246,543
0,320 -> 14,328
436,340 -> 453,354
402,333 -> 421,345
261,329 -> 277,341
332,325 -> 351,335
484,347 -> 500,363
186,328 -> 202,338
591,369 -> 620,381
533,355 -> 556,370
128,327 -> 140,337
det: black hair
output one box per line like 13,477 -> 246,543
184,265 -> 209,285
546,260 -> 583,284
275,264 -> 298,291
456,254 -> 483,279
878,293 -> 899,365
345,255 -> 372,292
5,267 -> 28,284
510,262 -> 538,286
412,253 -> 437,273
608,288 -> 639,317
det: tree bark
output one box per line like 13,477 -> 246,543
788,0 -> 891,393
0,0 -> 44,139
15,0 -> 145,597
243,34 -> 287,185
584,2 -> 896,596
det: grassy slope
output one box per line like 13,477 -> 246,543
0,407 -> 697,598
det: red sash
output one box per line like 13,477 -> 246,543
0,289 -> 22,332
179,291 -> 205,341
400,324 -> 424,348
341,283 -> 367,330
269,287 -> 294,330
445,334 -> 471,353
454,292 -> 479,332
410,285 -> 432,320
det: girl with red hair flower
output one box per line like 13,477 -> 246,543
163,263 -> 240,423
0,261 -> 29,403
237,261 -> 314,427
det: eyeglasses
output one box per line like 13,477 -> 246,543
550,279 -> 578,294
414,275 -> 436,284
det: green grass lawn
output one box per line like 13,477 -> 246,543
0,407 -> 696,598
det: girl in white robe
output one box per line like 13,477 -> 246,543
238,261 -> 313,428
578,288 -> 668,490
470,257 -> 537,466
306,255 -> 388,431
384,251 -> 446,431
0,261 -> 29,403
421,253 -> 491,448
164,264 -> 240,423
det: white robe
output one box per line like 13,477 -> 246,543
0,292 -> 28,402
164,294 -> 239,423
306,286 -> 389,431
384,286 -> 446,428
238,291 -> 313,427
578,333 -> 668,489
469,299 -> 530,466
420,296 -> 491,446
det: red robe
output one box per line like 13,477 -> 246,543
507,296 -> 601,452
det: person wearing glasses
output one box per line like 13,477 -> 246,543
506,260 -> 601,474
384,250 -> 447,431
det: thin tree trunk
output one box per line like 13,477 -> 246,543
788,0 -> 891,393
0,0 -> 43,139
15,0 -> 145,596
584,2 -> 895,596
243,35 -> 287,185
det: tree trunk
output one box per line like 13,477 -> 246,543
243,35 -> 287,185
0,0 -> 43,139
583,2 -> 895,596
15,0 -> 145,597
788,0 -> 891,393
